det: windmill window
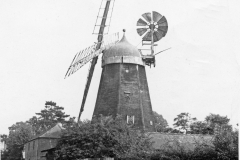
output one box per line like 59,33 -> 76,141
127,115 -> 135,124
150,121 -> 153,125
33,141 -> 35,150
124,65 -> 129,73
124,91 -> 131,102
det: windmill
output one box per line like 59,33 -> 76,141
65,1 -> 169,131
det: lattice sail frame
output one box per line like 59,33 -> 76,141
65,32 -> 119,78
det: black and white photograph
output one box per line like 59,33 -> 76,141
0,0 -> 239,159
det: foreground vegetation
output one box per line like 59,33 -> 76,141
150,129 -> 238,160
55,116 -> 238,160
55,116 -> 153,159
1,101 -> 238,160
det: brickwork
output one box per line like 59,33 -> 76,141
93,64 -> 120,117
138,65 -> 155,131
93,63 -> 155,131
93,33 -> 156,131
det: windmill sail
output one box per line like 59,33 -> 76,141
77,0 -> 116,123
65,32 -> 119,78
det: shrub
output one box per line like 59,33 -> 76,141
54,115 -> 153,159
149,129 -> 238,160
54,115 -> 238,160
213,129 -> 238,160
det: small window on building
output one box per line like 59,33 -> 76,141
124,91 -> 132,103
150,121 -> 153,126
124,65 -> 129,73
33,140 -> 35,150
127,115 -> 135,124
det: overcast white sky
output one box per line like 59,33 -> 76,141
0,0 -> 239,134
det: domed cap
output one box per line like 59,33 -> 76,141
102,30 -> 144,67
103,31 -> 141,58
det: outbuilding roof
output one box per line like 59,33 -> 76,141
25,123 -> 63,143
39,123 -> 63,138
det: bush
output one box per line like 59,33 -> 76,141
149,129 -> 238,160
213,129 -> 238,160
54,116 -> 153,159
54,115 -> 238,160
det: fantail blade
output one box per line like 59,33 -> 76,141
157,16 -> 167,25
137,18 -> 148,26
137,28 -> 148,36
152,11 -> 163,23
153,31 -> 163,42
142,12 -> 151,23
142,31 -> 152,41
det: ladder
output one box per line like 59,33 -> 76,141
140,40 -> 157,67
92,0 -> 116,35
77,0 -> 116,123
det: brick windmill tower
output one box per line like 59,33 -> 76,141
65,0 -> 168,132
93,30 -> 155,131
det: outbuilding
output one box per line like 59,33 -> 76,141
24,123 -> 63,160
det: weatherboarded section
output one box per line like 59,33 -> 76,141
24,123 -> 63,160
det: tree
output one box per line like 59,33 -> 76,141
153,111 -> 168,132
1,134 -> 9,160
190,121 -> 209,134
213,129 -> 238,159
205,114 -> 230,124
55,116 -> 153,159
27,101 -> 75,135
189,114 -> 232,135
205,113 -> 231,135
173,112 -> 196,133
0,134 -> 8,143
3,101 -> 75,159
2,122 -> 33,160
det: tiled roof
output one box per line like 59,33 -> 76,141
39,123 -> 63,138
26,123 -> 64,143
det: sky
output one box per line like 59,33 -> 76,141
0,0 -> 239,134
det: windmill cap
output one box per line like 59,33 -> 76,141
102,32 -> 144,67
103,32 -> 141,58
